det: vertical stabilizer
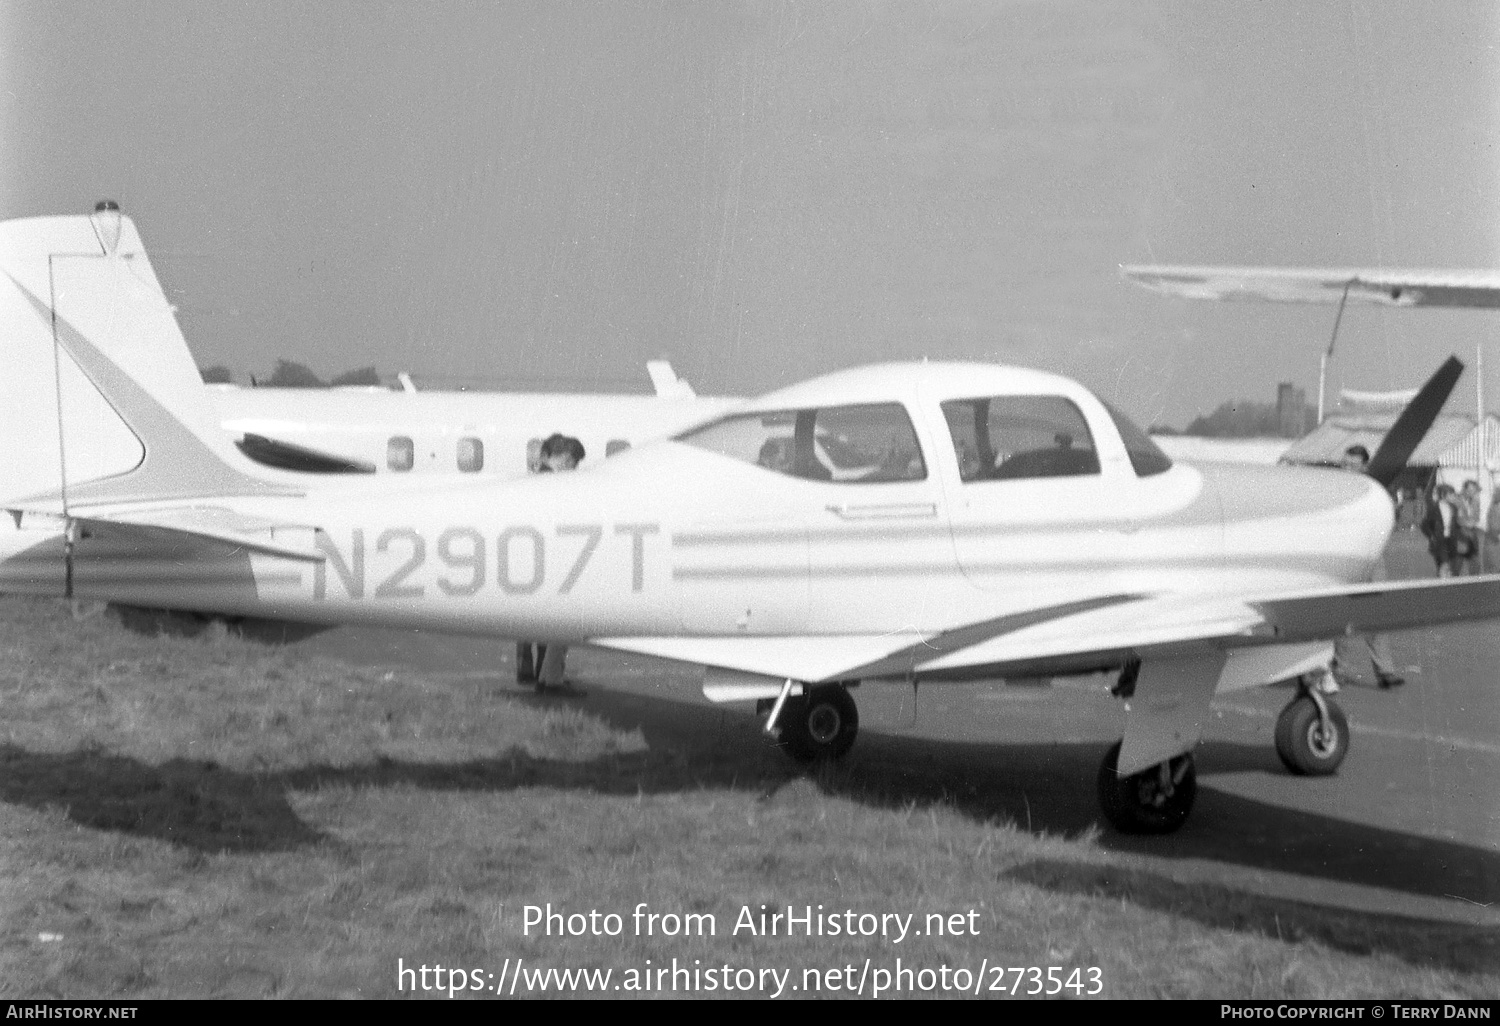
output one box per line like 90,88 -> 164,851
0,209 -> 298,510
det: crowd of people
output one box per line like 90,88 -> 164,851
1420,476 -> 1500,577
1324,447 -> 1498,692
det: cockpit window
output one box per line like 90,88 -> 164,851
1101,400 -> 1173,477
675,402 -> 926,483
941,396 -> 1099,481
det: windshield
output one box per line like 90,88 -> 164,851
1100,401 -> 1173,477
940,395 -> 1100,481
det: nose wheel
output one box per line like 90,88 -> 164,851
1274,686 -> 1349,775
1097,741 -> 1197,834
770,683 -> 860,762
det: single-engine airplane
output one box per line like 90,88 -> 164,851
4,208 -> 1500,834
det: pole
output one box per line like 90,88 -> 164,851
1320,280 -> 1354,425
1317,352 -> 1328,425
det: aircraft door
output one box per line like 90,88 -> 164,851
939,395 -> 1130,596
671,409 -> 810,634
670,400 -> 955,635
798,402 -> 956,633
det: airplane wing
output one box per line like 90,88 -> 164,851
1120,264 -> 1500,309
595,573 -> 1500,686
9,504 -> 324,561
596,574 -> 1500,776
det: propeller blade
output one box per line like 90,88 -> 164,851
1364,356 -> 1465,487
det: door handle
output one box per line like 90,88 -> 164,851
825,503 -> 938,520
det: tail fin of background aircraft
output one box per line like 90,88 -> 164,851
0,204 -> 296,511
646,359 -> 696,398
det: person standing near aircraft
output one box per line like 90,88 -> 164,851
1422,483 -> 1461,578
1485,487 -> 1500,575
516,434 -> 588,689
1331,445 -> 1404,689
533,434 -> 587,692
1455,479 -> 1484,575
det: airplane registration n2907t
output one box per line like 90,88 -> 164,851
3,207 -> 1499,833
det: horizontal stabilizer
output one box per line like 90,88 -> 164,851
31,505 -> 326,561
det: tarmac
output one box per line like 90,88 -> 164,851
298,529 -> 1500,933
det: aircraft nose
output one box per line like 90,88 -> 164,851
1212,463 -> 1394,583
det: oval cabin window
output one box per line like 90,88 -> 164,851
387,435 -> 415,472
457,437 -> 484,473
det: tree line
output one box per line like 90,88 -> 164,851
200,360 -> 382,388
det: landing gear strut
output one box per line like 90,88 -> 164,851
1274,677 -> 1349,775
1096,741 -> 1197,834
765,682 -> 859,762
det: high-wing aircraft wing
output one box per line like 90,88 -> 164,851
1121,264 -> 1500,309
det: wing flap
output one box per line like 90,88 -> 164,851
592,633 -> 926,685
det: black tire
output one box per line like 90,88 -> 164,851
778,685 -> 859,763
1096,741 -> 1196,834
1274,695 -> 1349,775
515,642 -> 536,684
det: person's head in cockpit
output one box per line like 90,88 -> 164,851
1340,444 -> 1370,473
757,437 -> 794,474
540,433 -> 585,473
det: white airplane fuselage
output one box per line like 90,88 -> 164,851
0,386 -> 1392,680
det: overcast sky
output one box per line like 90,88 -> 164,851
3,0 -> 1496,427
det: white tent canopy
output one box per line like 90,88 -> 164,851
1434,415 -> 1500,520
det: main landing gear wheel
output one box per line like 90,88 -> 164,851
1096,741 -> 1196,834
1274,693 -> 1349,775
777,684 -> 859,763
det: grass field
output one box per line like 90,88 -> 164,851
0,596 -> 1494,999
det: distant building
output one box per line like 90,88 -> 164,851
1276,382 -> 1309,438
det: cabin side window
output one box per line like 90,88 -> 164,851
605,439 -> 631,457
675,402 -> 926,483
457,437 -> 484,473
941,396 -> 1099,481
387,435 -> 415,472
